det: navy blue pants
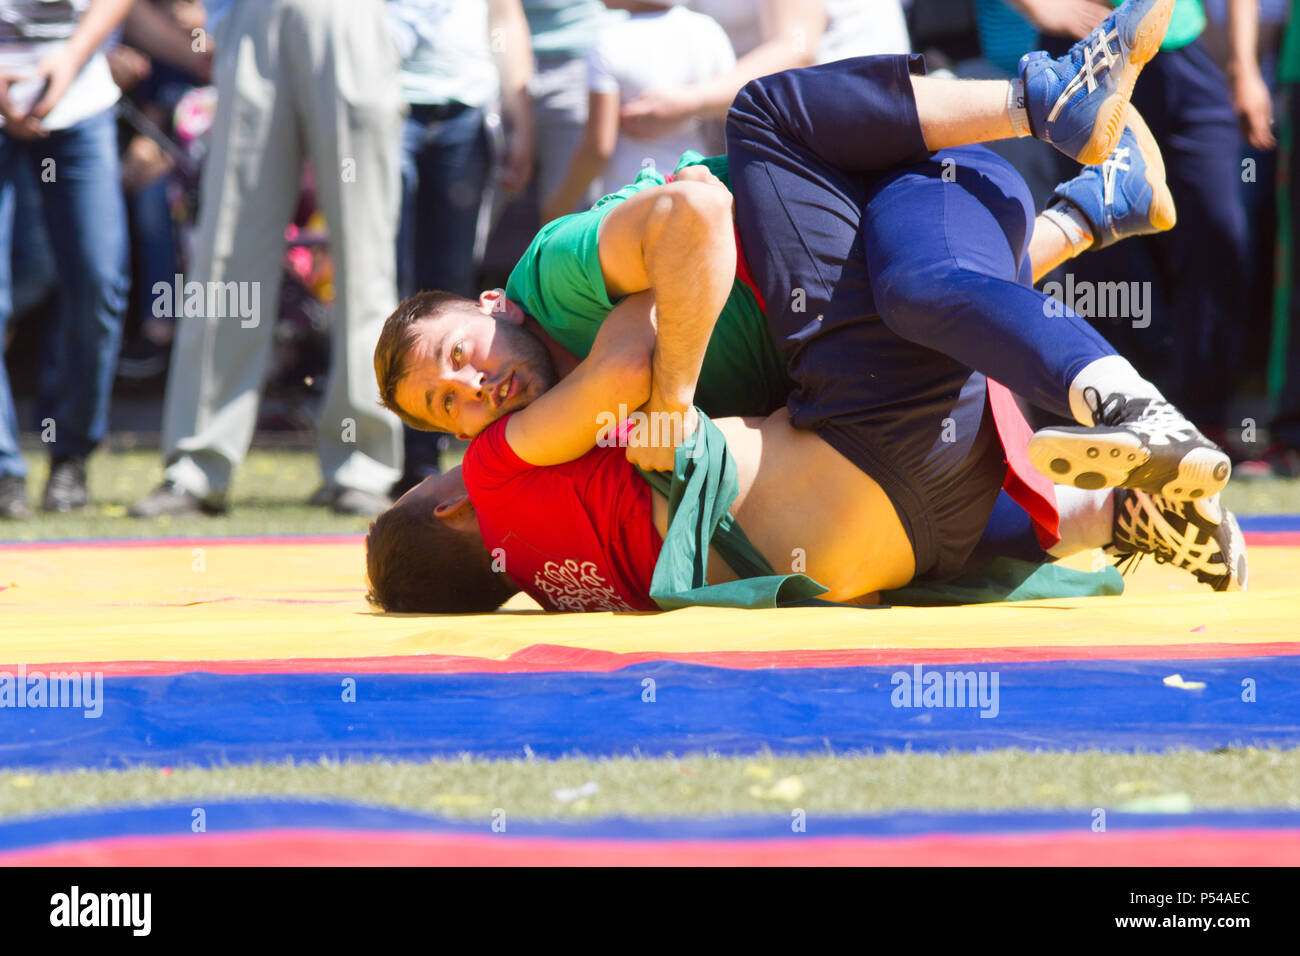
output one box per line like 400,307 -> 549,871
726,55 -> 1115,578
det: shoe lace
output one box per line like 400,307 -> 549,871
1101,146 -> 1131,207
1112,491 -> 1228,585
1081,385 -> 1130,427
1082,386 -> 1191,438
1048,26 -> 1121,122
1113,550 -> 1147,577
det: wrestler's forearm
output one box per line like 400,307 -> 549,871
503,293 -> 656,466
641,189 -> 736,412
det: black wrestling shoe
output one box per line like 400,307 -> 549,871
1108,489 -> 1247,592
1027,387 -> 1231,500
0,474 -> 31,519
41,456 -> 88,512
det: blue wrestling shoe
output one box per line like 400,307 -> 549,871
1019,0 -> 1174,165
1109,490 -> 1247,592
1049,111 -> 1176,249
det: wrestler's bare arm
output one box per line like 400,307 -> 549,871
503,292 -> 657,467
597,181 -> 736,472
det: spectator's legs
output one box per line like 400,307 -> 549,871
411,106 -> 490,297
0,135 -> 23,483
34,109 -> 129,464
160,0 -> 301,501
1272,84 -> 1300,453
532,55 -> 602,212
396,113 -> 424,302
1141,41 -> 1247,431
397,104 -> 492,487
119,173 -> 180,375
292,0 -> 403,496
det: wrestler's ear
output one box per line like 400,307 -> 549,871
433,493 -> 473,521
478,289 -> 525,326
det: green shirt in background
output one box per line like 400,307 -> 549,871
1111,0 -> 1206,50
505,153 -> 795,421
521,0 -> 612,57
1281,0 -> 1300,83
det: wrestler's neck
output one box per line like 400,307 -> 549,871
522,314 -> 582,379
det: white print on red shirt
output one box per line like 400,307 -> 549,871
533,559 -> 637,613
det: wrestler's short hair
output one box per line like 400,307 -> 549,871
374,290 -> 475,431
364,494 -> 519,614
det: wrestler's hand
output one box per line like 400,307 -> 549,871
672,164 -> 734,218
624,393 -> 698,473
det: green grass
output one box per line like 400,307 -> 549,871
2,749 -> 1297,822
4,444 -> 1299,542
4,447 -> 374,541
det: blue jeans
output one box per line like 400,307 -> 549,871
397,102 -> 489,299
0,108 -> 128,477
128,174 -> 178,325
397,102 -> 489,474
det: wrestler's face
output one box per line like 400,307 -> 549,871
393,290 -> 558,439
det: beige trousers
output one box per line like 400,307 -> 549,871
162,0 -> 404,499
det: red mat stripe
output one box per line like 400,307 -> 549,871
1245,531 -> 1300,546
3,827 -> 1297,866
7,640 -> 1298,677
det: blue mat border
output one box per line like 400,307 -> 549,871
1,657 -> 1297,768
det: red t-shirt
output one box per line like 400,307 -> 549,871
462,416 -> 663,612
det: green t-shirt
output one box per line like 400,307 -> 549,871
1281,0 -> 1300,84
505,153 -> 795,421
1111,0 -> 1205,50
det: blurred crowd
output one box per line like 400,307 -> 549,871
0,0 -> 1296,521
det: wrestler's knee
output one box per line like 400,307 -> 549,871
725,72 -> 789,145
872,257 -> 961,331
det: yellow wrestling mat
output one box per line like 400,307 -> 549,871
2,536 -> 1296,665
